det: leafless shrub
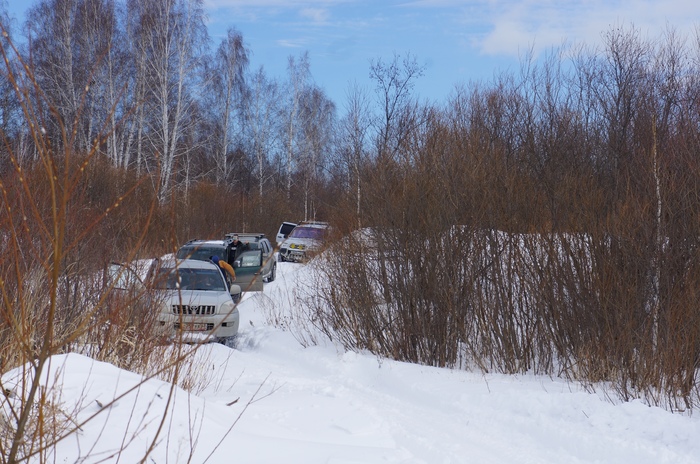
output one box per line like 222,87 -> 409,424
297,24 -> 700,412
0,22 -> 251,462
148,344 -> 233,396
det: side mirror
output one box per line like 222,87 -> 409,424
233,260 -> 241,268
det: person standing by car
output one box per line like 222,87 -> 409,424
230,235 -> 249,261
210,255 -> 236,282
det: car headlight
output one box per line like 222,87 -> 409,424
220,300 -> 235,315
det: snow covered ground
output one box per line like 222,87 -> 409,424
3,262 -> 700,463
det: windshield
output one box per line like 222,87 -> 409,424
152,267 -> 226,291
176,245 -> 226,261
289,226 -> 325,240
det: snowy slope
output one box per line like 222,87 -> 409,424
3,262 -> 700,463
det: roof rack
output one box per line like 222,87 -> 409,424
224,232 -> 266,241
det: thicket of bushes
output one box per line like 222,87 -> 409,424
310,28 -> 700,411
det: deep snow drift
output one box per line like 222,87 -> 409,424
3,262 -> 700,463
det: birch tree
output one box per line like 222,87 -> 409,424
123,0 -> 151,174
25,0 -> 125,162
135,0 -> 207,203
283,52 -> 310,199
75,0 -> 126,166
298,85 -> 334,220
243,67 -> 279,212
211,27 -> 248,185
340,82 -> 371,222
26,0 -> 82,151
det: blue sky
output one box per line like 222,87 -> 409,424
5,0 -> 700,109
203,0 -> 700,108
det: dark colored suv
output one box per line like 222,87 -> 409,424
176,233 -> 276,292
224,233 -> 276,290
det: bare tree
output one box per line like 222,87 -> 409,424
93,1 -> 134,169
339,82 -> 371,223
122,0 -> 152,174
25,0 -> 83,151
18,0 -> 135,173
134,0 -> 208,203
211,27 -> 248,185
0,2 -> 21,156
243,66 -> 280,212
297,85 -> 334,220
369,52 -> 424,162
282,52 -> 310,199
594,25 -> 650,180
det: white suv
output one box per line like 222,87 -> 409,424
276,221 -> 298,246
278,221 -> 330,262
151,258 -> 241,344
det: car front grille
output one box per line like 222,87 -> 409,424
172,304 -> 216,315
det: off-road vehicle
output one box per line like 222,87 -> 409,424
176,233 -> 276,291
151,258 -> 241,344
278,221 -> 330,262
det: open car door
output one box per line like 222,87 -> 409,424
232,249 -> 264,291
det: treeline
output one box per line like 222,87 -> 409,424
0,0 -> 337,252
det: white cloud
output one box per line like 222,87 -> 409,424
466,0 -> 700,57
300,8 -> 331,23
277,38 -> 310,48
